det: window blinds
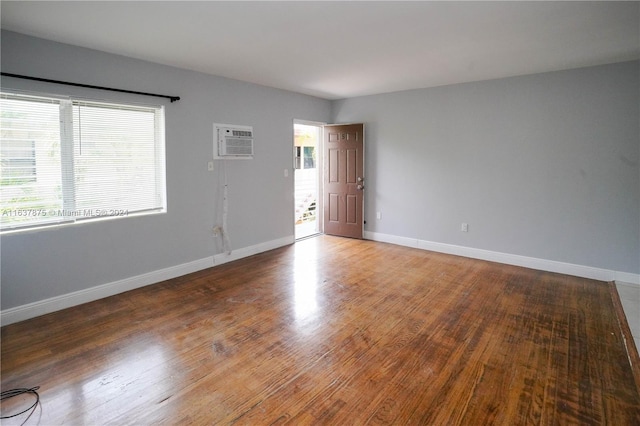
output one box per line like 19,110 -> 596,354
1,92 -> 166,231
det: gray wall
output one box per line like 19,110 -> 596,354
0,31 -> 331,310
332,61 -> 640,274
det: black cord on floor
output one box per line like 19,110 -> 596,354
0,386 -> 40,419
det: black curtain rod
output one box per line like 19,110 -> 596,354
1,72 -> 180,103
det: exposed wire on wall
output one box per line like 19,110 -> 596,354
0,386 -> 41,419
213,159 -> 232,255
221,160 -> 232,255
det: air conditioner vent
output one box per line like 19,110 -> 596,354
224,137 -> 253,156
213,124 -> 254,159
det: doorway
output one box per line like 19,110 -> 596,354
294,122 -> 322,239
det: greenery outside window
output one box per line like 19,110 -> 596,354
303,146 -> 315,169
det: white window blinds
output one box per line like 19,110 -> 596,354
1,92 -> 166,231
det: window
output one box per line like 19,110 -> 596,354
303,146 -> 316,169
0,92 -> 166,232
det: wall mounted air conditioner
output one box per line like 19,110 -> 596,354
213,123 -> 254,159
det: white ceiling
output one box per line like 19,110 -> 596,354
1,1 -> 638,100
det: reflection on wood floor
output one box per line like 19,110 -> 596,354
2,235 -> 639,424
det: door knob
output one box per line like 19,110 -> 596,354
357,184 -> 364,190
357,177 -> 364,182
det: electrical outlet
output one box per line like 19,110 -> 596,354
208,161 -> 214,171
376,211 -> 381,220
461,223 -> 469,232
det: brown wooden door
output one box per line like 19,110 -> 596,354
323,124 -> 364,239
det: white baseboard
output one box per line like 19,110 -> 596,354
364,231 -> 640,285
1,235 -> 295,326
213,235 -> 295,266
614,273 -> 640,286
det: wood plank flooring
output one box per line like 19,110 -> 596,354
2,235 -> 639,425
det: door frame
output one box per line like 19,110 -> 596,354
293,119 -> 326,237
292,120 -> 365,239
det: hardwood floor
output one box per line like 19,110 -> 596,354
2,235 -> 639,425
